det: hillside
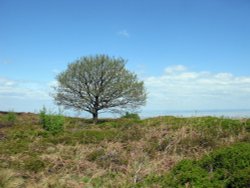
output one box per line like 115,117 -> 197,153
0,112 -> 249,187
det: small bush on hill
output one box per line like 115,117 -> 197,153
39,107 -> 64,134
121,112 -> 140,120
6,111 -> 16,125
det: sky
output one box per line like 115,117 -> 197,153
1,0 -> 250,117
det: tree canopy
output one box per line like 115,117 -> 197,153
53,55 -> 147,123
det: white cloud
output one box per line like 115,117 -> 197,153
165,65 -> 187,74
0,76 -> 58,112
118,30 -> 130,38
0,77 -> 51,100
143,65 -> 250,111
0,77 -> 16,86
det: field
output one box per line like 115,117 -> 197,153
0,112 -> 249,187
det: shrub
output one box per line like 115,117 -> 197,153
136,142 -> 250,187
6,111 -> 16,125
170,143 -> 250,187
200,142 -> 250,174
39,107 -> 64,134
166,160 -> 217,187
121,112 -> 140,120
228,167 -> 250,188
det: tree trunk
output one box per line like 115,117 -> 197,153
92,111 -> 98,124
93,96 -> 99,124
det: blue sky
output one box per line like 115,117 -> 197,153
1,0 -> 250,116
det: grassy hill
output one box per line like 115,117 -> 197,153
0,112 -> 249,187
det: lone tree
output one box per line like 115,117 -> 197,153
53,55 -> 146,123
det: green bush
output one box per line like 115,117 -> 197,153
170,143 -> 250,187
136,142 -> 250,187
6,111 -> 16,125
200,143 -> 250,174
228,167 -> 250,188
121,112 -> 140,120
166,160 -> 219,187
39,107 -> 64,134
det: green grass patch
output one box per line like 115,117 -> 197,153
0,139 -> 30,155
44,129 -> 118,145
